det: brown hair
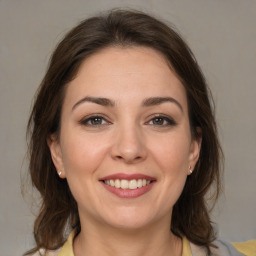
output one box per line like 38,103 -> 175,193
25,9 -> 222,255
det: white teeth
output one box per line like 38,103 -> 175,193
104,178 -> 152,189
120,179 -> 129,189
114,179 -> 121,188
137,179 -> 143,188
129,179 -> 137,189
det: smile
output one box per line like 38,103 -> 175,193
100,173 -> 156,198
103,179 -> 152,189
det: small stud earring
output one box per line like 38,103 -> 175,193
58,171 -> 62,176
189,166 -> 193,174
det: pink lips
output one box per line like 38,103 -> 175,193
100,173 -> 156,198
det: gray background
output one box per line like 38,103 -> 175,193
0,1 -> 255,255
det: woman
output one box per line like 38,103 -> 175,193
25,9 -> 255,256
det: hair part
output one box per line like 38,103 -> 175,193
25,9 -> 223,255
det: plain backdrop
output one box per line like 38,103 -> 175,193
0,1 -> 255,255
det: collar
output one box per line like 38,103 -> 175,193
57,231 -> 192,256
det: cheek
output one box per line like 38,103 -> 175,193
149,132 -> 191,174
151,134 -> 190,207
60,132 -> 111,207
60,131 -> 110,177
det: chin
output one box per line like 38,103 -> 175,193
106,219 -> 151,231
99,206 -> 158,231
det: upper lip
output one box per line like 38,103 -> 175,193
100,173 -> 156,181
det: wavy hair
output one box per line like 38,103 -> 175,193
25,9 -> 222,255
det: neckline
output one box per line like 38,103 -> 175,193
57,231 -> 192,256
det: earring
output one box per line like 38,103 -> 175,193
189,166 -> 193,174
58,171 -> 62,176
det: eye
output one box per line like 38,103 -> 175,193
79,115 -> 110,127
147,115 -> 177,127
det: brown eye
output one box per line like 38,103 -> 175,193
89,117 -> 104,125
152,117 -> 165,125
147,116 -> 177,126
80,116 -> 109,126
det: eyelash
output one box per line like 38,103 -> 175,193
146,115 -> 177,127
79,115 -> 110,127
79,114 -> 177,127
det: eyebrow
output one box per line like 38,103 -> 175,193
72,97 -> 115,111
72,96 -> 183,113
142,97 -> 183,113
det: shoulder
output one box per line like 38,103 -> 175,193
232,240 -> 256,256
189,238 -> 256,256
31,248 -> 61,256
32,230 -> 75,256
30,231 -> 76,256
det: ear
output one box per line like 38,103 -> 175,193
188,127 -> 202,175
47,134 -> 66,178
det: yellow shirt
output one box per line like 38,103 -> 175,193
232,240 -> 256,256
52,231 -> 255,256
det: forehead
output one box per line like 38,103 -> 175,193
75,46 -> 174,82
64,46 -> 188,110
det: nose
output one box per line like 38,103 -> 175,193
111,124 -> 147,164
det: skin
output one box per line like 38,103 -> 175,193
48,46 -> 201,256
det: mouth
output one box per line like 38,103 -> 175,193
102,178 -> 154,190
99,173 -> 156,198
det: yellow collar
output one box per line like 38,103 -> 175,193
182,236 -> 193,256
57,231 -> 256,256
57,231 -> 192,256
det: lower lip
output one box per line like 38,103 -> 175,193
101,182 -> 155,198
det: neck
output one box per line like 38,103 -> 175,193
74,215 -> 182,256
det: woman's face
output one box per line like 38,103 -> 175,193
49,46 -> 201,230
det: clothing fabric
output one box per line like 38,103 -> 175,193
34,231 -> 256,256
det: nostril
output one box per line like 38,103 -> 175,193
111,141 -> 147,163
